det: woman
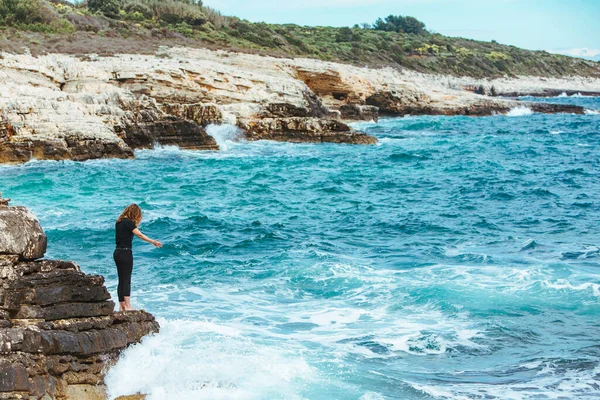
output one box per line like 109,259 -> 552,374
114,204 -> 162,311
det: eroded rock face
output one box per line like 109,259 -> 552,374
238,117 -> 377,144
0,207 -> 47,261
339,104 -> 379,122
0,201 -> 159,399
0,256 -> 159,399
122,119 -> 219,150
1,47 -> 597,163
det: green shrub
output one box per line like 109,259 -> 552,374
122,1 -> 153,18
88,0 -> 121,18
0,0 -> 58,25
335,27 -> 355,42
123,0 -> 206,26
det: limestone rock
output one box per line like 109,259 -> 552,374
1,48 -> 598,164
63,384 -> 106,400
0,206 -> 46,260
160,103 -> 223,126
115,394 -> 146,400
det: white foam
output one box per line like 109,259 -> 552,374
359,392 -> 386,400
206,124 -> 243,151
584,109 -> 599,115
543,279 -> 600,297
506,106 -> 534,116
105,318 -> 315,400
407,363 -> 600,400
308,308 -> 365,326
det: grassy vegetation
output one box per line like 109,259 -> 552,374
0,0 -> 598,78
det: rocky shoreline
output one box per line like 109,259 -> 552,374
1,47 -> 599,164
0,195 -> 157,399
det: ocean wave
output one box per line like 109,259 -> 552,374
105,318 -> 315,400
557,92 -> 586,98
407,361 -> 600,399
506,106 -> 534,116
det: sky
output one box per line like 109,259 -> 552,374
202,0 -> 600,59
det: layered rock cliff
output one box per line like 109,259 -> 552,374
0,195 -> 158,399
1,47 -> 598,164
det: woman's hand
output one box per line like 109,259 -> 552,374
133,229 -> 163,248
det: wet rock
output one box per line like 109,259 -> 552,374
0,206 -> 46,261
238,117 -> 377,144
339,104 -> 379,122
14,301 -> 116,321
0,359 -> 29,392
366,90 -> 432,116
527,102 -> 585,114
123,118 -> 219,150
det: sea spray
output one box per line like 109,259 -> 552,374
207,124 -> 244,151
105,319 -> 315,400
506,106 -> 534,116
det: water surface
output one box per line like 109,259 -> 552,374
1,98 -> 599,399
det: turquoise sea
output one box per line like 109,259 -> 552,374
1,96 -> 599,399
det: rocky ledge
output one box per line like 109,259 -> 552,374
0,195 -> 158,399
1,47 -> 599,164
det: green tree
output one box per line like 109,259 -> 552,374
372,15 -> 426,35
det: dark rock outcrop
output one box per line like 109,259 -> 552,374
365,90 -> 434,116
121,118 -> 219,150
468,86 -> 600,98
0,114 -> 134,164
0,196 -> 159,399
339,104 -> 379,122
527,102 -> 585,114
238,117 -> 377,144
0,135 -> 135,164
365,89 -> 589,116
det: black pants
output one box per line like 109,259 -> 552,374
113,249 -> 133,302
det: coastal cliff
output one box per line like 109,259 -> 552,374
1,47 -> 599,164
0,195 -> 158,399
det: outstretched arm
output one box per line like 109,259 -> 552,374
133,228 -> 163,248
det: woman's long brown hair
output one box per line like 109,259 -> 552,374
117,204 -> 142,226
